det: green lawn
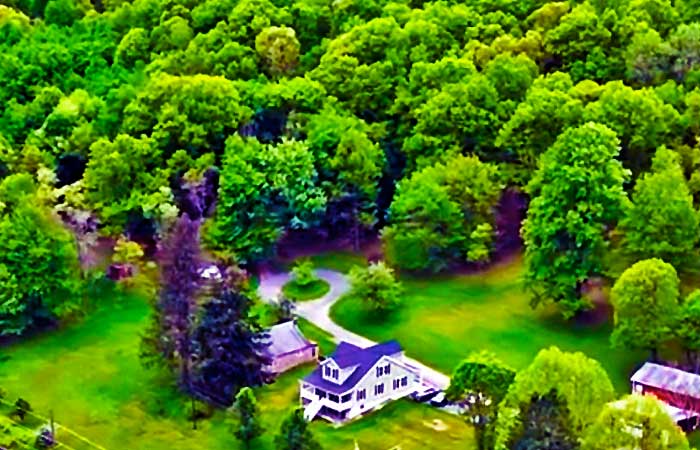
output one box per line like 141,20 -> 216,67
330,255 -> 647,393
0,284 -> 472,450
307,251 -> 368,274
282,279 -> 331,301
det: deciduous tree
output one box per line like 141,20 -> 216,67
275,407 -> 322,450
523,122 -> 628,317
347,262 -> 402,312
610,258 -> 680,360
581,395 -> 690,450
232,387 -> 264,449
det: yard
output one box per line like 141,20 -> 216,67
0,281 -> 473,450
330,254 -> 647,393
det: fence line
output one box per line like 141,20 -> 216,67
0,397 -> 107,450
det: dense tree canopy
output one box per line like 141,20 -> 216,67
523,122 -> 628,317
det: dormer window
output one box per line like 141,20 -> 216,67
332,368 -> 339,378
325,366 -> 331,377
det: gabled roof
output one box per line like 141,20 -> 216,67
631,362 -> 700,399
265,321 -> 316,358
303,340 -> 403,394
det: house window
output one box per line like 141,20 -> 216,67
374,383 -> 385,396
315,389 -> 327,399
341,393 -> 352,403
376,366 -> 383,377
329,394 -> 339,403
393,379 -> 400,390
401,376 -> 408,387
385,364 -> 391,374
357,389 -> 366,400
324,366 -> 331,377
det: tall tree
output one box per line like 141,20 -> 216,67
446,351 -> 516,450
512,389 -> 578,450
274,407 -> 322,450
141,215 -> 203,394
494,347 -> 615,450
232,387 -> 264,449
610,258 -> 680,361
619,147 -> 699,268
383,154 -> 501,271
523,122 -> 628,317
581,395 -> 690,450
191,288 -> 271,406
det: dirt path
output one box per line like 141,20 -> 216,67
258,269 -> 450,390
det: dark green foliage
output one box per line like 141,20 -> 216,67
232,387 -> 264,449
512,390 -> 578,450
274,407 -> 322,450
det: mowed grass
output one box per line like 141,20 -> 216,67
330,255 -> 647,393
0,284 -> 473,450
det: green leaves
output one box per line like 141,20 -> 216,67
347,261 -> 402,312
581,395 -> 690,450
619,147 -> 699,267
383,154 -> 501,271
523,122 -> 628,317
610,258 -> 680,354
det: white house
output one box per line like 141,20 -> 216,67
263,320 -> 319,375
299,340 -> 421,423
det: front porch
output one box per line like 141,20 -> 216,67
300,382 -> 354,423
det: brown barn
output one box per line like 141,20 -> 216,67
264,321 -> 319,375
631,362 -> 700,430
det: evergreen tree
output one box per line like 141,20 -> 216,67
513,389 -> 578,450
191,289 -> 271,405
140,214 -> 203,395
275,408 -> 322,450
232,387 -> 264,449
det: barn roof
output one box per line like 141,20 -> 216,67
631,362 -> 700,399
303,340 -> 403,394
265,321 -> 315,357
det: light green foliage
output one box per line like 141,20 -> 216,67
619,147 -> 699,267
584,81 -> 680,173
291,259 -> 317,287
625,27 -> 674,85
122,73 -> 252,158
309,17 -> 409,119
402,73 -> 501,167
233,387 -> 264,449
209,135 -> 326,262
255,26 -> 301,75
679,290 -> 700,367
347,261 -> 402,312
485,53 -> 539,101
305,109 -> 385,211
275,407 -> 322,450
523,122 -> 628,317
112,237 -> 144,265
494,347 -> 615,450
544,2 -> 611,62
581,395 -> 690,450
116,28 -> 151,68
383,154 -> 501,271
44,0 -> 83,26
496,72 -> 584,170
83,134 -> 171,231
610,258 -> 680,355
0,197 -> 82,335
446,351 -> 515,403
669,23 -> 700,80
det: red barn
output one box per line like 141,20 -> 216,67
631,362 -> 700,430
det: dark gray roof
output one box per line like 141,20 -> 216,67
303,340 -> 402,394
264,321 -> 316,358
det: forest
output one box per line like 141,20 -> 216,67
2,0 -> 700,448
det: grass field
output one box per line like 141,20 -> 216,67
282,279 -> 331,301
330,255 -> 647,393
0,281 -> 472,450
